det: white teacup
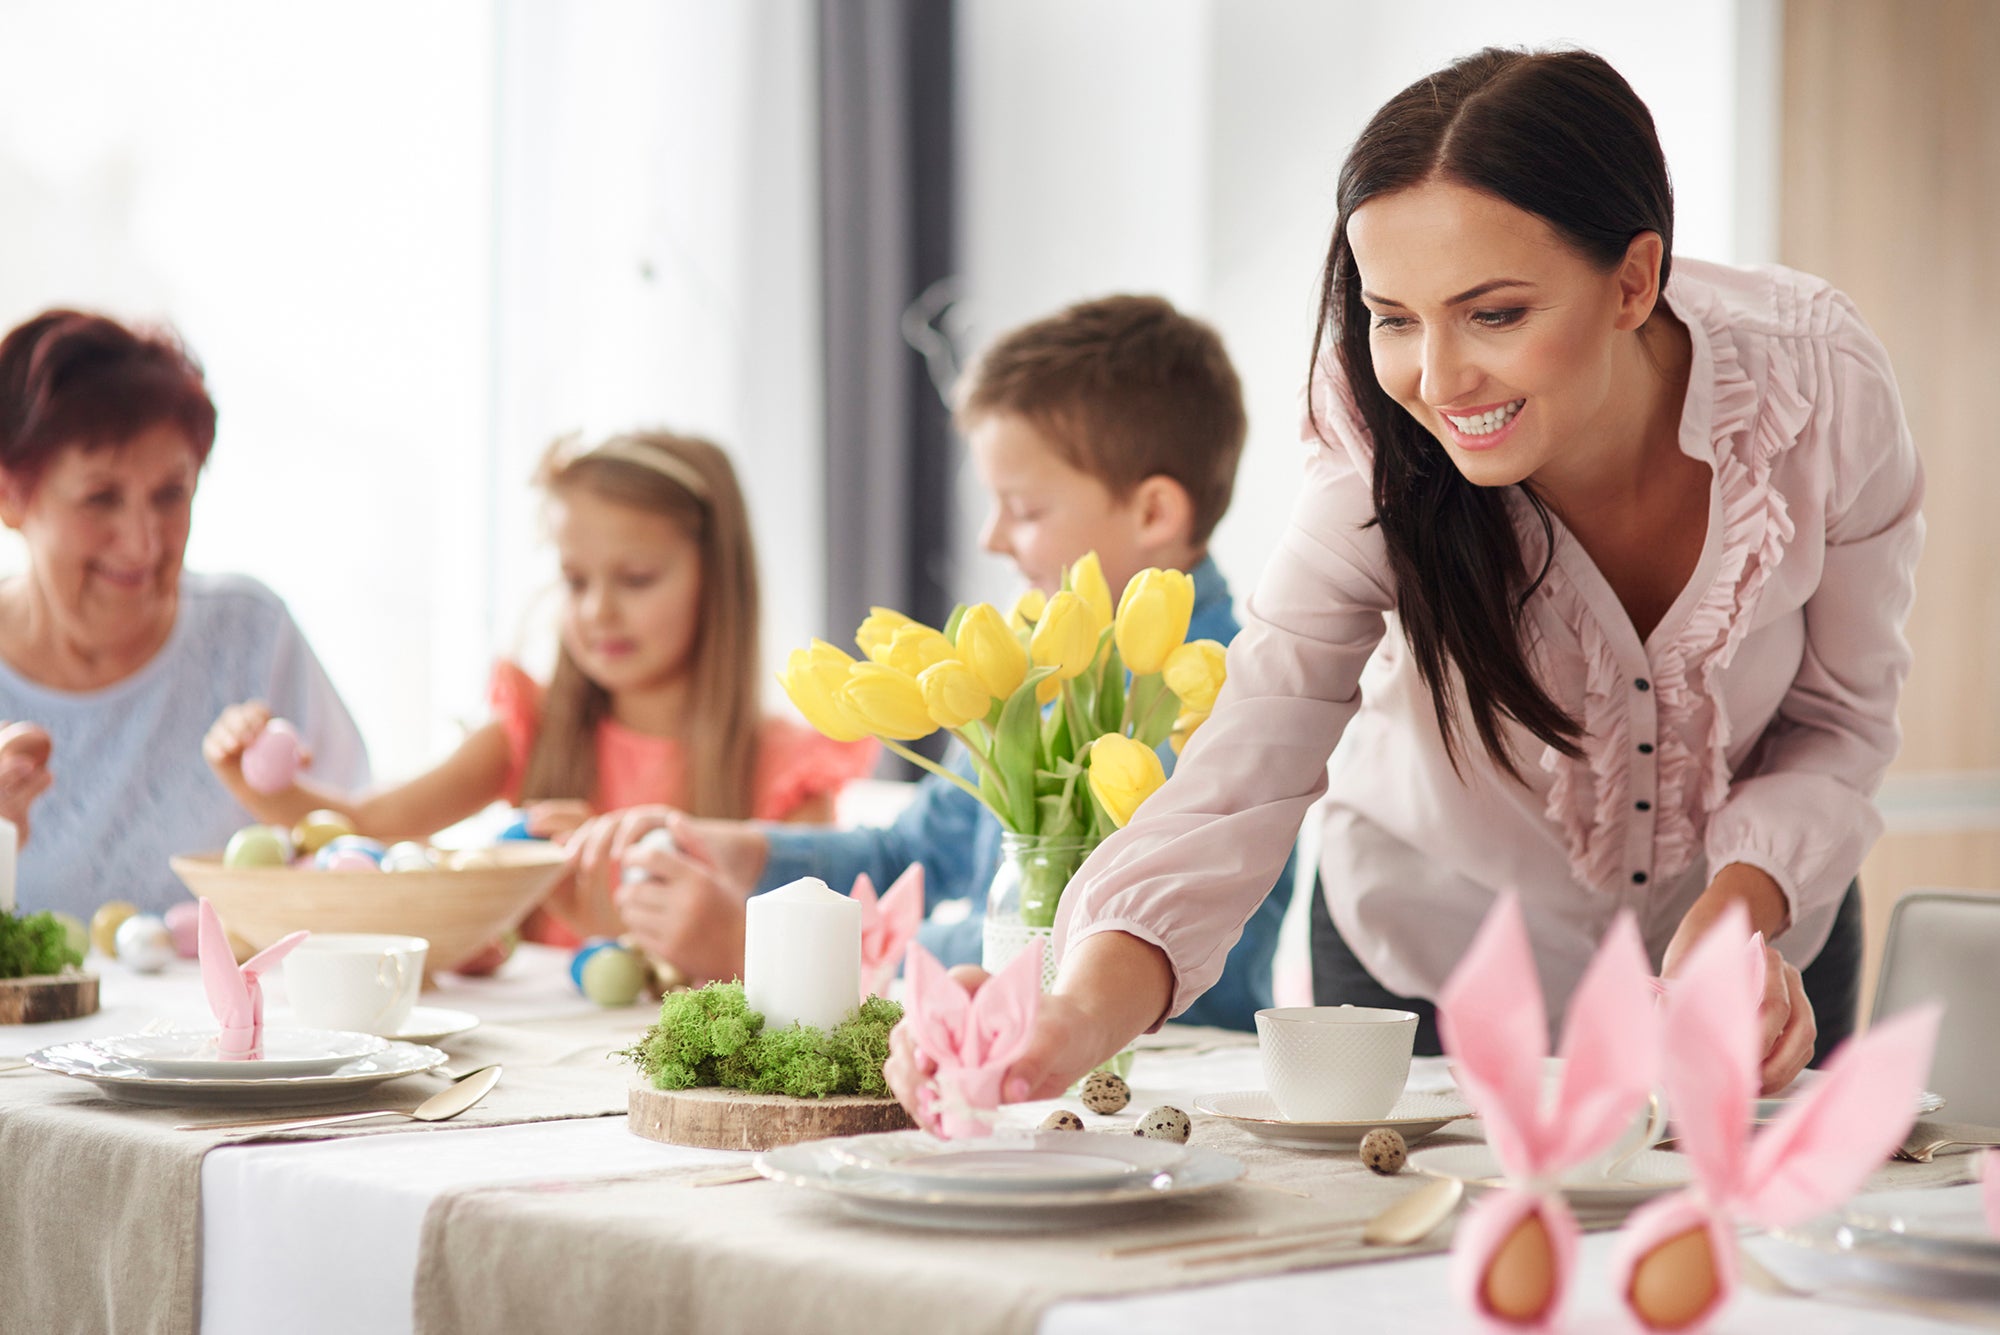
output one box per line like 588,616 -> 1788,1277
1255,1005 -> 1419,1122
1537,1059 -> 1670,1181
282,933 -> 428,1035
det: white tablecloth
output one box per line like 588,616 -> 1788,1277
8,952 -> 1990,1335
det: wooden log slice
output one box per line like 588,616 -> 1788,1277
0,971 -> 100,1024
629,1083 -> 914,1151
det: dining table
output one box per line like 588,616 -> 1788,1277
2,943 -> 1994,1335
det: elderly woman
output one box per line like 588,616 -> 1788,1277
0,309 -> 367,918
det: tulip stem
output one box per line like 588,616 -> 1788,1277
949,729 -> 1013,806
879,738 -> 990,808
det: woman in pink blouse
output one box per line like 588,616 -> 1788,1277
886,48 -> 1920,1114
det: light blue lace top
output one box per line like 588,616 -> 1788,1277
0,572 -> 369,919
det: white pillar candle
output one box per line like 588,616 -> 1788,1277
0,816 -> 15,913
743,877 -> 862,1032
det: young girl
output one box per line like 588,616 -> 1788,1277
205,430 -> 878,945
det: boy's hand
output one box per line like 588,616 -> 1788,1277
568,806 -> 770,903
0,722 -> 53,843
609,814 -> 749,985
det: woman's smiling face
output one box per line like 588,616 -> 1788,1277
1347,177 -> 1654,491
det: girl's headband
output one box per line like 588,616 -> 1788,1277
572,434 -> 711,502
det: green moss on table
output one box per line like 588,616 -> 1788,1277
621,982 -> 901,1099
0,909 -> 83,980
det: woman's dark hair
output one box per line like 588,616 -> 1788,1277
0,309 -> 218,492
1310,47 -> 1674,779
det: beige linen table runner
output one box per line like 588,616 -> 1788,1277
0,1011 -> 645,1335
413,1111 -> 1987,1335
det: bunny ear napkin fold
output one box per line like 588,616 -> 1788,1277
901,937 -> 1041,1140
853,864 -> 923,1004
197,897 -> 309,1059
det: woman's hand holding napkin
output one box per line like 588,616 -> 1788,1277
197,898 -> 309,1059
899,938 -> 1041,1139
853,865 -> 922,1003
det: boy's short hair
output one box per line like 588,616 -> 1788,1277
955,295 -> 1246,545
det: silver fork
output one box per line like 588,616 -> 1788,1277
1893,1134 -> 2000,1163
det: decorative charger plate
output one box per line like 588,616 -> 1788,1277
95,1027 -> 388,1080
825,1129 -> 1187,1194
1410,1143 -> 1694,1211
27,1038 -> 447,1106
756,1134 -> 1244,1230
1758,1184 -> 2000,1304
1193,1089 -> 1473,1151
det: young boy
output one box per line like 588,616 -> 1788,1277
591,295 -> 1295,1030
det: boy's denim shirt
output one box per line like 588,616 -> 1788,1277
758,556 -> 1298,1031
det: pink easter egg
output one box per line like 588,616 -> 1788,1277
163,901 -> 201,958
319,849 -> 382,873
241,719 -> 302,794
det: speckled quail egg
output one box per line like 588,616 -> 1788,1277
1133,1106 -> 1192,1143
1359,1126 -> 1408,1175
1079,1070 -> 1131,1114
1039,1109 -> 1085,1132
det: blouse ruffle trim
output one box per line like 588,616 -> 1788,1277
1538,317 -> 1811,891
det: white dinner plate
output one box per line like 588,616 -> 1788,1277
94,1028 -> 387,1080
1410,1143 -> 1693,1211
27,1038 -> 448,1106
1754,1071 -> 1944,1123
1193,1089 -> 1473,1151
1758,1184 -> 2000,1304
756,1137 -> 1244,1230
825,1129 -> 1187,1194
390,1007 -> 481,1045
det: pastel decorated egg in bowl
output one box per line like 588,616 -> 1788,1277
168,840 -> 567,975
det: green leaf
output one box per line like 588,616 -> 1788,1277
942,603 -> 969,642
995,671 -> 1051,834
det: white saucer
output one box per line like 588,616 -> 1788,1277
757,1136 -> 1244,1231
1194,1089 -> 1473,1151
1410,1143 -> 1693,1211
95,1028 -> 387,1080
825,1130 -> 1187,1194
1755,1070 -> 1945,1123
28,1038 -> 448,1106
392,1007 -> 480,1044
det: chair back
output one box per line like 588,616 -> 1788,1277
1871,889 -> 2000,1126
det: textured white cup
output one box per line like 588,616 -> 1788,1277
1255,1005 -> 1419,1122
282,933 -> 427,1035
1538,1059 -> 1670,1180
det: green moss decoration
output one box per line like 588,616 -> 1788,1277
0,909 -> 83,981
621,981 -> 903,1099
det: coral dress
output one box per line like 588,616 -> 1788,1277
488,660 -> 879,944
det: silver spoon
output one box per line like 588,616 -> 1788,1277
1105,1173 -> 1465,1262
176,1064 -> 503,1133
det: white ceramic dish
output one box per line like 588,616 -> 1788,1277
826,1129 -> 1187,1194
27,1038 -> 447,1106
1754,1071 -> 1944,1123
756,1137 -> 1244,1231
1193,1089 -> 1472,1151
1410,1143 -> 1694,1211
390,1006 -> 481,1045
1758,1184 -> 2000,1304
95,1028 -> 388,1080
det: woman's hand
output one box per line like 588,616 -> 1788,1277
1662,862 -> 1815,1095
0,722 -> 53,843
883,930 -> 1173,1131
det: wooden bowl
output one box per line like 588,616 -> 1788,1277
168,842 -> 568,973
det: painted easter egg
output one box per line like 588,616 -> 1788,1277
225,824 -> 294,868
496,812 -> 537,841
49,911 -> 89,961
163,901 -> 201,958
291,809 -> 355,856
380,841 -> 438,873
241,719 -> 303,794
580,945 -> 648,1007
114,913 -> 175,973
315,835 -> 385,869
317,849 -> 382,873
88,901 -> 140,956
569,938 -> 619,990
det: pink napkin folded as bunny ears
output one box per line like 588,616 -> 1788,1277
853,864 -> 923,1003
198,898 -> 309,1059
1439,892 -> 1660,1332
901,937 -> 1041,1140
1610,905 -> 1941,1334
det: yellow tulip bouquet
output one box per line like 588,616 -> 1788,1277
779,553 -> 1226,929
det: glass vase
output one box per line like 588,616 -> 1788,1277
980,833 -> 1092,994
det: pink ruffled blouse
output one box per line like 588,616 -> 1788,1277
1055,259 -> 1924,1023
488,660 -> 879,819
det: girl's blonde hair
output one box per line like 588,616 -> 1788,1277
519,430 -> 762,819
